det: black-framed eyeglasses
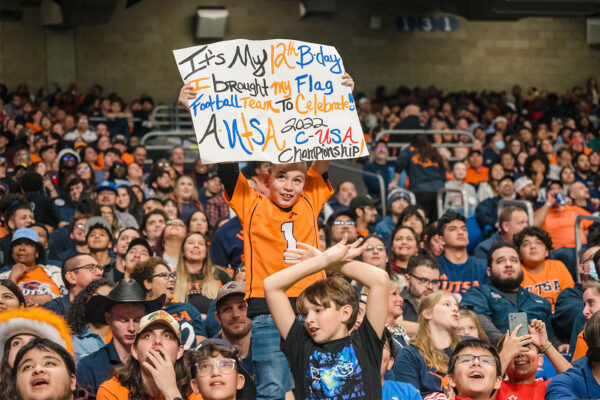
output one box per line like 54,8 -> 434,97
151,272 -> 176,280
409,273 -> 441,287
71,263 -> 103,273
455,354 -> 496,367
195,359 -> 237,376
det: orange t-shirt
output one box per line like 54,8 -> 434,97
572,330 -> 588,361
30,153 -> 42,163
539,205 -> 593,249
97,377 -> 203,400
17,266 -> 61,298
122,153 -> 134,165
521,259 -> 574,311
226,165 -> 333,299
465,167 -> 489,184
496,379 -> 550,400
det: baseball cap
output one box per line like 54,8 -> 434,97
126,237 -> 152,255
498,175 -> 515,185
96,180 -> 118,194
514,176 -> 534,192
136,310 -> 181,343
216,281 -> 245,307
12,228 -> 40,244
84,216 -> 112,237
468,149 -> 482,157
349,195 -> 378,212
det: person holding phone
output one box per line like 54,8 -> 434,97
461,242 -> 553,345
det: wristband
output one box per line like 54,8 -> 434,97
541,343 -> 552,353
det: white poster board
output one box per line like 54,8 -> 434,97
173,39 -> 367,164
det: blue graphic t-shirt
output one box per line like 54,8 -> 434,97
164,301 -> 207,350
281,317 -> 384,400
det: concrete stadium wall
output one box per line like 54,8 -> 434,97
1,0 -> 600,103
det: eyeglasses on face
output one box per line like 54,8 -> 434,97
151,272 -> 176,280
365,245 -> 385,252
409,273 -> 441,287
455,354 -> 496,367
166,220 -> 186,227
158,162 -> 170,167
195,359 -> 237,376
71,263 -> 103,273
333,220 -> 355,226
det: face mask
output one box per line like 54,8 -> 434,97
590,260 -> 599,281
495,140 -> 505,151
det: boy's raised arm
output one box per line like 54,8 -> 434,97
264,242 -> 349,340
334,260 -> 390,338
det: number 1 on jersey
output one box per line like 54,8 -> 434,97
281,221 -> 297,249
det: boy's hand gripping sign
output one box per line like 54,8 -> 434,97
173,39 -> 368,164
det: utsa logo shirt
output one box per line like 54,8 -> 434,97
164,302 -> 207,350
521,259 -> 574,311
226,165 -> 333,300
436,255 -> 488,295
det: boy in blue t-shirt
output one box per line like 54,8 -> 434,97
381,330 -> 422,400
436,211 -> 488,295
264,238 -> 389,400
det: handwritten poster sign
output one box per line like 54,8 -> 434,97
173,39 -> 367,164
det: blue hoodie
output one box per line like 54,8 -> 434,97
545,364 -> 600,400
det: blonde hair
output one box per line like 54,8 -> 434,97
410,290 -> 461,373
174,232 -> 220,301
583,280 -> 600,296
458,309 -> 489,343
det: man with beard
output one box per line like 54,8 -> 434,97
214,281 -> 253,377
514,176 -> 538,204
149,168 -> 173,199
461,243 -> 553,345
573,152 -> 594,189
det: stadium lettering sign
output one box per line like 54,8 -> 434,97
173,39 -> 367,163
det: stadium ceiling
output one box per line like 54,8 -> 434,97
3,0 -> 600,23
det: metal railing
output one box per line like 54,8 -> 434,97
497,200 -> 534,227
374,129 -> 475,161
437,188 -> 468,217
575,215 -> 600,283
151,105 -> 193,131
140,130 -> 198,164
329,161 -> 387,217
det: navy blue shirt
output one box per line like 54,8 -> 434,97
393,344 -> 452,397
209,216 -> 244,270
42,294 -> 71,316
436,254 -> 489,294
546,364 -> 600,400
76,340 -> 122,395
461,284 -> 553,336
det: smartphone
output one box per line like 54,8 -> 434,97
508,312 -> 529,347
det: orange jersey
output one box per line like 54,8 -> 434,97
521,259 -> 574,310
572,329 -> 587,361
17,266 -> 61,298
465,167 -> 489,184
97,376 -> 203,400
539,205 -> 592,249
226,165 -> 333,299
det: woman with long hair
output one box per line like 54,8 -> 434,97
392,290 -> 461,397
66,278 -> 114,362
174,232 -> 231,316
389,226 -> 420,281
172,175 -> 203,223
456,308 -> 489,342
477,163 -> 505,202
187,210 -> 211,239
0,279 -> 25,312
389,135 -> 448,220
75,161 -> 96,189
116,184 -> 142,223
153,218 -> 187,270
360,234 -> 391,277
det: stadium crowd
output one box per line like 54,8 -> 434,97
0,76 -> 600,400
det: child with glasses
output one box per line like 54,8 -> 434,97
189,340 -> 255,400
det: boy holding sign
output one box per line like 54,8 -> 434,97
179,72 -> 354,400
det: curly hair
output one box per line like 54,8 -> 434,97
66,278 -> 114,336
130,257 -> 165,293
512,226 -> 553,252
